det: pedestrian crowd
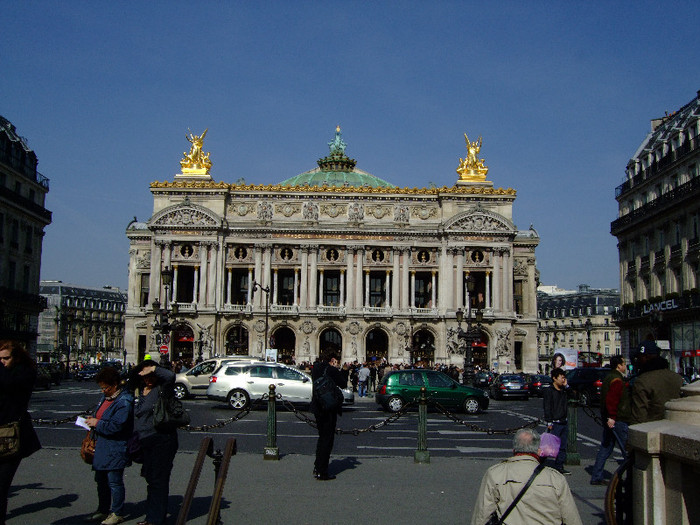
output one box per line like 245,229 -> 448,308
0,338 -> 687,525
1,340 -> 182,525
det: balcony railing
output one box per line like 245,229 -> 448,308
615,138 -> 698,198
611,176 -> 700,234
362,306 -> 393,317
317,305 -> 346,316
222,304 -> 251,314
270,304 -> 299,315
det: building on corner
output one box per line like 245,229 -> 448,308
36,281 -> 127,366
537,284 -> 620,372
0,116 -> 52,354
611,90 -> 700,374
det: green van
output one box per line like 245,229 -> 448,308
376,369 -> 489,414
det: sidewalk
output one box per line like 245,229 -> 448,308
7,444 -> 609,524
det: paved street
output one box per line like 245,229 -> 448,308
6,381 -> 620,524
29,381 -> 612,461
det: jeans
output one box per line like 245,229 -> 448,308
140,432 -> 178,525
549,422 -> 568,471
590,421 -> 629,482
358,381 -> 367,397
95,469 -> 125,515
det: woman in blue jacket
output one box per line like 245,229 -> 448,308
85,367 -> 134,525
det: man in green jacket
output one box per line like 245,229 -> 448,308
630,341 -> 683,425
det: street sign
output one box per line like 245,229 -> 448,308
159,344 -> 169,354
163,334 -> 171,344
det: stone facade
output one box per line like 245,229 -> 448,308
125,129 -> 539,372
37,281 -> 127,365
537,284 -> 621,371
611,90 -> 700,373
0,116 -> 52,354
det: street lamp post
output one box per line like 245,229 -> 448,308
196,331 -> 204,363
584,318 -> 592,352
252,280 -> 270,357
456,306 -> 483,385
152,295 -> 179,363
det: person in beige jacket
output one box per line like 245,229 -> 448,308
470,428 -> 582,525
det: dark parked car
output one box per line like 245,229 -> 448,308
35,365 -> 52,390
39,362 -> 63,385
527,374 -> 552,397
75,364 -> 102,381
489,374 -> 529,400
473,371 -> 494,389
565,367 -> 609,406
376,369 -> 489,414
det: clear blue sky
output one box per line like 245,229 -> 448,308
3,2 -> 699,291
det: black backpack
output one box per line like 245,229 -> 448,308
313,367 -> 343,412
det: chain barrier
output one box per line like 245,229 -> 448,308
32,393 -> 563,436
580,403 -> 605,427
32,407 -> 93,426
434,402 -> 542,435
279,398 -> 418,434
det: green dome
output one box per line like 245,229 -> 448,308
279,127 -> 396,189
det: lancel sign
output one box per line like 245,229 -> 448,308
643,299 -> 680,315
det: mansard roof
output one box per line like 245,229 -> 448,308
630,90 -> 700,165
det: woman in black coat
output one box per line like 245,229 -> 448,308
0,340 -> 41,523
130,359 -> 178,525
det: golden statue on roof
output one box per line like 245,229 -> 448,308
180,128 -> 212,174
457,133 -> 489,181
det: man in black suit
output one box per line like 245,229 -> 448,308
311,353 -> 344,480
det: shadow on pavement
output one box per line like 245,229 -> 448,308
330,456 -> 362,476
7,492 -> 78,523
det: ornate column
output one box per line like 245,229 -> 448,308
262,243 -> 272,291
207,242 -> 217,306
455,248 -> 464,309
193,265 -> 199,304
431,270 -> 437,308
346,247 -> 355,309
493,249 -> 502,312
401,249 -> 411,309
385,270 -> 391,307
410,270 -> 416,308
226,268 -> 232,305
199,243 -> 208,306
318,269 -> 324,306
364,269 -> 370,308
504,248 -> 513,313
300,246 -> 309,307
254,246 -> 263,307
127,249 -> 138,306
355,246 -> 364,308
215,239 -> 224,310
150,240 -> 164,303
172,265 -> 179,303
465,270 -> 471,310
247,268 -> 253,305
442,247 -> 454,311
294,268 -> 299,306
340,269 -> 345,307
309,248 -> 318,307
392,249 -> 400,310
485,270 -> 491,309
273,269 -> 279,305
